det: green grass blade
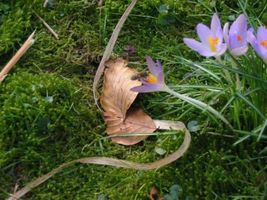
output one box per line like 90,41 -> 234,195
177,57 -> 221,81
165,86 -> 232,129
257,119 -> 267,141
233,135 -> 251,146
214,61 -> 267,83
236,92 -> 266,120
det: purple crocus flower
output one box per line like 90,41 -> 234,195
247,26 -> 267,62
183,14 -> 227,57
223,14 -> 248,56
131,56 -> 165,93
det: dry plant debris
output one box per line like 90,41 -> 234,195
149,186 -> 164,200
100,58 -> 156,145
0,31 -> 35,82
35,12 -> 59,39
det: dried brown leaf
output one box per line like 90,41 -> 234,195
149,186 -> 164,200
108,108 -> 156,145
101,58 -> 139,118
100,58 -> 156,145
93,0 -> 138,110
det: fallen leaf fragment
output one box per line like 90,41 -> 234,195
149,186 -> 164,200
101,58 -> 140,119
93,0 -> 138,110
100,58 -> 156,145
108,108 -> 156,145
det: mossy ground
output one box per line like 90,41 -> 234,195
0,0 -> 266,199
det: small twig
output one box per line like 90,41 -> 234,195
98,0 -> 104,6
43,0 -> 49,7
34,12 -> 59,39
13,183 -> 19,194
0,31 -> 35,82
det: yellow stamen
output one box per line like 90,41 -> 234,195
146,74 -> 158,84
260,40 -> 267,48
208,36 -> 219,52
237,35 -> 242,42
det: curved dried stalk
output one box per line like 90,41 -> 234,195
8,120 -> 191,200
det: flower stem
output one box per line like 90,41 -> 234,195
216,56 -> 233,84
229,55 -> 242,91
163,85 -> 233,129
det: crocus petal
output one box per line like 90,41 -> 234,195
216,43 -> 227,56
184,14 -> 227,57
231,46 -> 248,56
247,29 -> 256,44
247,30 -> 260,53
155,60 -> 163,76
183,38 -> 216,57
247,29 -> 267,61
257,47 -> 267,62
183,38 -> 203,51
145,56 -> 163,77
261,53 -> 267,62
196,23 -> 212,44
223,22 -> 230,45
157,71 -> 164,84
258,45 -> 267,59
145,56 -> 158,75
229,34 -> 245,49
229,14 -> 247,36
211,13 -> 222,37
230,15 -> 247,48
250,40 -> 263,58
257,26 -> 267,42
131,84 -> 162,93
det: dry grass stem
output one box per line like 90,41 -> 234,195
35,13 -> 59,39
7,120 -> 190,200
43,0 -> 49,7
0,31 -> 35,82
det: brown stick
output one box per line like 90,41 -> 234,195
0,31 -> 35,82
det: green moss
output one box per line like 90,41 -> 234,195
0,1 -> 33,54
0,71 -> 102,197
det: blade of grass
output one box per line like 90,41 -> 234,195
236,92 -> 266,120
176,57 -> 221,81
164,86 -> 233,129
214,60 -> 267,83
257,119 -> 267,141
221,96 -> 235,113
233,135 -> 251,146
